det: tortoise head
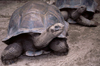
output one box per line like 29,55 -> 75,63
47,23 -> 64,36
77,5 -> 86,14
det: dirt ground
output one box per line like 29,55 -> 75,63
0,1 -> 100,66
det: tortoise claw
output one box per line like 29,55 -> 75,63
25,51 -> 35,56
25,51 -> 43,56
1,57 -> 18,65
25,50 -> 50,57
34,50 -> 43,56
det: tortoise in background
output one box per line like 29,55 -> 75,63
55,0 -> 98,26
1,1 -> 69,65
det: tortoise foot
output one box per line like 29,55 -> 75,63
1,56 -> 18,65
1,43 -> 22,65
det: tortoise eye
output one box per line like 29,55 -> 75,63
55,25 -> 60,28
54,25 -> 61,31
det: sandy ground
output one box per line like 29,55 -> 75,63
0,1 -> 100,66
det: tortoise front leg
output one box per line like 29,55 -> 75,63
21,36 -> 50,56
1,43 -> 22,65
61,11 -> 69,21
21,36 -> 36,51
21,37 -> 37,56
76,16 -> 98,27
49,38 -> 69,55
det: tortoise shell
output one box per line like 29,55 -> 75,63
55,0 -> 98,12
3,1 -> 68,44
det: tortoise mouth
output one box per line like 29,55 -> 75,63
55,28 -> 63,31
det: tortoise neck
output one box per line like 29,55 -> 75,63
32,31 -> 55,49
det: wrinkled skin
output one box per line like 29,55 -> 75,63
76,16 -> 98,27
1,23 -> 69,65
61,11 -> 69,21
49,38 -> 69,55
1,1 -> 69,65
61,6 -> 98,27
71,5 -> 86,20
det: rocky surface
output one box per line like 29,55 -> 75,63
0,0 -> 100,66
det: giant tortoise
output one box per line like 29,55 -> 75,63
55,0 -> 98,26
1,1 -> 69,65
